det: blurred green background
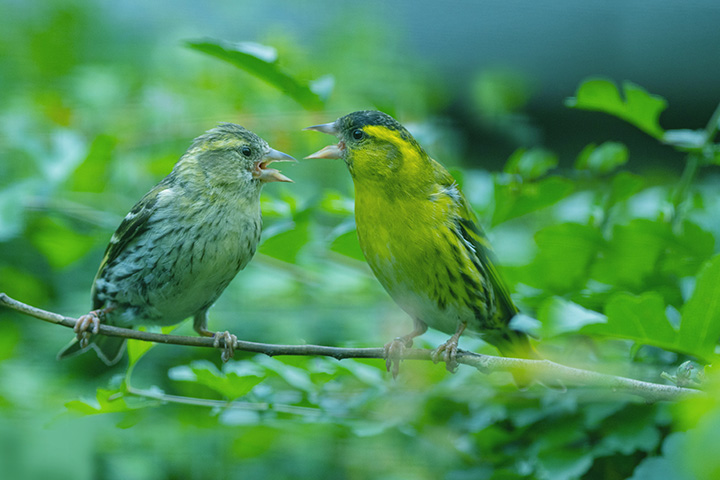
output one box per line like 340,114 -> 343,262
2,1 -> 720,479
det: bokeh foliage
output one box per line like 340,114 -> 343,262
1,3 -> 720,479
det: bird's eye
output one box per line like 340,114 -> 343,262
351,129 -> 364,140
241,146 -> 252,157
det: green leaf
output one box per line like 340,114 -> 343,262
68,134 -> 115,192
533,417 -> 587,452
662,220 -> 715,278
28,216 -> 97,269
171,361 -> 265,401
607,171 -> 645,207
195,369 -> 264,401
0,321 -> 20,362
629,433 -> 694,480
319,191 -> 354,216
677,254 -> 720,360
337,360 -> 385,385
591,220 -> 669,289
591,219 -> 711,286
537,297 -> 606,337
492,176 -> 574,226
329,227 -> 365,262
186,39 -> 327,110
127,325 -> 176,367
64,388 -> 133,416
583,292 -> 678,350
504,148 -> 558,180
585,255 -> 720,361
574,143 -> 596,171
259,209 -> 311,263
575,141 -> 629,174
260,194 -> 294,218
595,407 -> 661,456
0,265 -> 49,306
126,337 -> 155,368
566,78 -> 667,139
525,223 -> 603,292
64,399 -> 103,416
256,356 -> 316,393
536,449 -> 594,480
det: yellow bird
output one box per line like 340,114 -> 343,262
306,111 -> 537,378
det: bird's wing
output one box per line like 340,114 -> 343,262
91,181 -> 167,308
433,164 -> 518,319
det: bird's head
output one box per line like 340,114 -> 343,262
305,111 -> 428,188
180,123 -> 295,193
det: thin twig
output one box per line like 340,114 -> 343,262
124,384 -> 326,416
0,293 -> 703,402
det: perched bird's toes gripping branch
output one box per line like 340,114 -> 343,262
74,309 -> 103,348
384,337 -> 411,379
212,331 -> 238,363
430,342 -> 460,373
430,323 -> 466,373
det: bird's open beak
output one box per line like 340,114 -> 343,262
254,148 -> 296,183
304,122 -> 344,160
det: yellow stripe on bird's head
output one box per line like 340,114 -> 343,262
305,110 -> 429,188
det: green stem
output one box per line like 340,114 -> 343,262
670,101 -> 720,228
704,101 -> 720,141
671,154 -> 700,229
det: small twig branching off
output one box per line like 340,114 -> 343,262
0,293 -> 702,403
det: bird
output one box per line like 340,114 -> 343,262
305,110 -> 537,379
58,123 -> 295,365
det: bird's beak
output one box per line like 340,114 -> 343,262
304,122 -> 338,135
304,122 -> 344,160
304,144 -> 343,160
254,148 -> 296,183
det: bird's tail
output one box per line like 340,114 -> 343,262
491,329 -> 539,387
57,335 -> 126,366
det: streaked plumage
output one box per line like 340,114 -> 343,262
59,123 -> 295,365
306,111 -> 536,378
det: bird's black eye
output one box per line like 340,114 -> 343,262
241,146 -> 252,157
351,129 -> 364,140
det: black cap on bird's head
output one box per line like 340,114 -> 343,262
303,110 -> 414,160
337,110 -> 405,132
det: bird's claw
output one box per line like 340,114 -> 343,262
384,336 -> 412,379
74,311 -> 102,348
212,331 -> 237,363
431,338 -> 460,373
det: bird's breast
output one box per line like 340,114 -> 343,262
354,189 -> 499,335
98,199 -> 262,326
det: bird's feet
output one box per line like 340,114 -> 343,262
431,323 -> 466,373
211,331 -> 238,363
430,338 -> 461,373
74,309 -> 104,348
195,323 -> 238,363
384,336 -> 413,379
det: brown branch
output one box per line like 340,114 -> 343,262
0,292 -> 703,402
